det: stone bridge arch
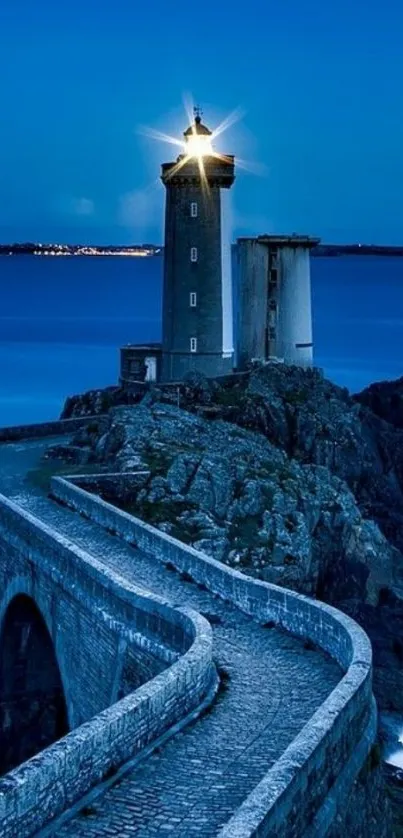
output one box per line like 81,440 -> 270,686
0,581 -> 69,775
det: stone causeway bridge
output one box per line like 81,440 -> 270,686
0,418 -> 378,837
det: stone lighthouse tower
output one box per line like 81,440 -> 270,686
160,108 -> 235,381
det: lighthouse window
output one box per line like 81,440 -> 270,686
190,202 -> 198,217
190,292 -> 197,307
190,337 -> 197,352
190,247 -> 198,262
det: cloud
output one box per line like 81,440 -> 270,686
71,197 -> 95,216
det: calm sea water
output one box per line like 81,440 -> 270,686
0,254 -> 403,427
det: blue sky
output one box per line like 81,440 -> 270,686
1,0 -> 402,245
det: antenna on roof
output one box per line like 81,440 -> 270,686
193,104 -> 203,122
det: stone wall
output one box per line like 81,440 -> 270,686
0,493 -> 213,838
0,415 -> 102,442
52,474 -> 376,838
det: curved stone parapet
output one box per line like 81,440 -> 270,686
51,474 -> 375,837
0,494 -> 214,838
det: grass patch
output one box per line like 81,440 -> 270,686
143,447 -> 173,476
121,498 -> 188,532
117,496 -> 203,547
229,515 -> 262,552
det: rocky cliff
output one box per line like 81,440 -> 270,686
60,364 -> 403,713
355,376 -> 403,430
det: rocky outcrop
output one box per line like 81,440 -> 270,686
61,386 -> 142,418
60,365 -> 403,711
112,403 -> 400,599
177,366 -> 403,557
355,376 -> 403,430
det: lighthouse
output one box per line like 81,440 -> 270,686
119,108 -> 318,391
160,108 -> 236,381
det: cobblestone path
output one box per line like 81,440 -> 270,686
0,441 -> 341,837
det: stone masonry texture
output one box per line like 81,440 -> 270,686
0,435 -> 390,837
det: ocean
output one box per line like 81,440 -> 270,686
1,254 -> 403,427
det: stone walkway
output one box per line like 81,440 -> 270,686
0,440 -> 341,837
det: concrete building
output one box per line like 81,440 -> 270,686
120,343 -> 162,388
233,235 -> 319,370
160,110 -> 235,381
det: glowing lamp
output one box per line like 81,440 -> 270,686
184,108 -> 213,158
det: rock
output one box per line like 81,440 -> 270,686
166,454 -> 200,495
147,476 -> 167,503
156,521 -> 174,534
355,376 -> 403,429
61,386 -> 142,418
55,368 -> 403,713
193,537 -> 229,561
238,480 -> 264,517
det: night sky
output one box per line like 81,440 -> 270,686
1,0 -> 402,245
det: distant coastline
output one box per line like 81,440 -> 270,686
0,243 -> 162,257
313,244 -> 403,257
1,242 -> 403,257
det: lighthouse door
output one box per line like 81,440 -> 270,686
144,356 -> 157,382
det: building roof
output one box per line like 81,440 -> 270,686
237,234 -> 320,248
183,114 -> 212,138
